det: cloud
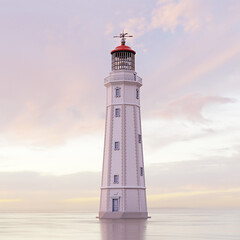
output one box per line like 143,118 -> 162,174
150,0 -> 209,32
0,3 -> 118,146
0,171 -> 101,192
122,0 -> 210,36
121,17 -> 147,37
104,22 -> 114,35
170,41 -> 240,90
0,34 -> 105,146
148,188 -> 240,208
0,171 -> 101,211
146,154 -> 240,208
149,188 -> 240,199
146,154 -> 240,191
1,152 -> 240,210
1,0 -> 239,148
132,0 -> 240,107
0,199 -> 20,203
155,94 -> 235,122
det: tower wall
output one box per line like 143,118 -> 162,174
99,61 -> 148,219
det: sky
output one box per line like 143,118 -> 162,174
0,0 -> 240,211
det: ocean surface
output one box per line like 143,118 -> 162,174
0,209 -> 239,240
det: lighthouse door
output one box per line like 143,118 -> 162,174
112,199 -> 119,212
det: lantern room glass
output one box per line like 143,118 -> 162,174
112,51 -> 135,71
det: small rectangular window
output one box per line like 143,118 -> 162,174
112,199 -> 119,212
114,175 -> 119,184
115,108 -> 120,117
115,87 -> 121,97
140,167 -> 144,176
114,141 -> 120,150
138,134 -> 142,143
136,88 -> 139,99
134,73 -> 136,81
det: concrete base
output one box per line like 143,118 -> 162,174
99,211 -> 148,219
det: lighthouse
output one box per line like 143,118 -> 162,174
99,32 -> 148,219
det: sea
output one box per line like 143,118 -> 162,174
0,209 -> 239,240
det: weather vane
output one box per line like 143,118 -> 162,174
114,31 -> 133,45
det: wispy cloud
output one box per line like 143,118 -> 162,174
0,0 -> 239,209
104,22 -> 114,35
149,188 -> 240,199
0,171 -> 101,211
169,41 -> 240,90
148,188 -> 240,208
122,0 -> 211,36
0,37 -> 105,146
150,0 -> 210,32
0,199 -> 20,203
155,94 -> 235,122
1,153 -> 240,210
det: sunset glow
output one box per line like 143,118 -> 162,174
0,0 -> 239,211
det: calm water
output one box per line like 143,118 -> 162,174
0,209 -> 239,240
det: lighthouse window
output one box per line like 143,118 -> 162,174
114,141 -> 120,150
136,88 -> 139,99
140,167 -> 144,176
112,199 -> 119,212
138,134 -> 142,143
134,73 -> 136,81
115,108 -> 120,117
113,175 -> 119,184
115,87 -> 121,97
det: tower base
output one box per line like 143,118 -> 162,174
99,211 -> 148,219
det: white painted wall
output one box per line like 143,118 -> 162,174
99,69 -> 148,218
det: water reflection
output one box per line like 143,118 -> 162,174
100,219 -> 147,240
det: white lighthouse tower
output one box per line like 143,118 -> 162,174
99,32 -> 148,219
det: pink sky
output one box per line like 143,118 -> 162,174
0,0 -> 240,211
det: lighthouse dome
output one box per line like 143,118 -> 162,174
111,44 -> 136,54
